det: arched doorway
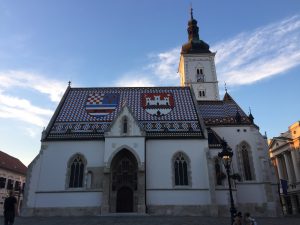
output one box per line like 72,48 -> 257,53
110,149 -> 138,213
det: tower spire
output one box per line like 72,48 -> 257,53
181,8 -> 211,54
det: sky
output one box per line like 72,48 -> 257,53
0,0 -> 300,166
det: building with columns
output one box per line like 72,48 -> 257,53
23,10 -> 280,217
269,121 -> 300,215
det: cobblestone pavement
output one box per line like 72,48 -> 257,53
0,215 -> 299,225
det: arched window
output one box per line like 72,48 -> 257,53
174,152 -> 189,186
123,117 -> 128,134
241,145 -> 252,180
237,142 -> 255,181
196,67 -> 205,82
68,154 -> 86,188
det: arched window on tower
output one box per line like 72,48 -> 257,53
196,67 -> 205,82
68,154 -> 86,188
123,117 -> 128,134
173,152 -> 190,186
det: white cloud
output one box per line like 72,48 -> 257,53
115,73 -> 155,87
0,93 -> 53,127
212,15 -> 300,86
148,48 -> 181,82
0,70 -> 66,102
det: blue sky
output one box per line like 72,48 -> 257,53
0,0 -> 300,166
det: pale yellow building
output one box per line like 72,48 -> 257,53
269,121 -> 300,215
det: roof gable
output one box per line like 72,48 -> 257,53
105,105 -> 145,137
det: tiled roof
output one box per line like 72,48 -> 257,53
45,87 -> 204,139
0,151 -> 27,175
197,93 -> 252,126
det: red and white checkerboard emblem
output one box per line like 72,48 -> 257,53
86,93 -> 119,117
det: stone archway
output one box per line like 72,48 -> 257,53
101,148 -> 145,214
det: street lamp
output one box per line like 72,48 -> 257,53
218,139 -> 237,225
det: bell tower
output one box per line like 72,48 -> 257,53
178,8 -> 220,101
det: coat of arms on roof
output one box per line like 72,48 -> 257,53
86,93 -> 119,117
141,93 -> 174,116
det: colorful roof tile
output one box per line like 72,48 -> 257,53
197,93 -> 252,126
45,87 -> 204,139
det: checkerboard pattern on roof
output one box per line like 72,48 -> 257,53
48,87 -> 203,139
57,87 -> 198,122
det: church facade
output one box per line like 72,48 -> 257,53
23,12 -> 280,217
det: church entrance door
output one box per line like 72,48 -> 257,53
116,186 -> 133,212
110,149 -> 138,213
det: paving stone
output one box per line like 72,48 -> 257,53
0,215 -> 299,225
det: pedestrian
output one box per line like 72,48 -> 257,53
3,190 -> 18,225
244,212 -> 257,225
233,211 -> 243,225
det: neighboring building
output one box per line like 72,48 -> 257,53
269,121 -> 300,215
0,150 -> 27,215
23,10 -> 279,217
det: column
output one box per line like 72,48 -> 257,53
280,196 -> 288,215
275,157 -> 284,180
137,168 -> 146,213
283,153 -> 295,183
291,149 -> 300,182
101,169 -> 110,214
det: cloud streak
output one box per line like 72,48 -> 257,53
0,70 -> 66,102
212,15 -> 300,86
0,70 -> 66,128
121,15 -> 300,88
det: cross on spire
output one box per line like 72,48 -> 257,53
190,4 -> 194,20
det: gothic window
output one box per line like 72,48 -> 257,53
68,154 -> 86,188
123,117 -> 128,134
237,142 -> 255,181
241,145 -> 252,180
174,152 -> 190,186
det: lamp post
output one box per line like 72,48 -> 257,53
218,139 -> 237,225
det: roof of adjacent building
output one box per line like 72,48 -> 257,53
0,151 -> 27,175
197,92 -> 253,126
44,86 -> 204,140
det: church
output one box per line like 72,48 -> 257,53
23,11 -> 280,217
